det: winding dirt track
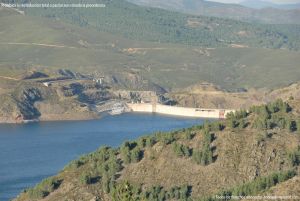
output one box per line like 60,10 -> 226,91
0,42 -> 77,49
0,75 -> 19,81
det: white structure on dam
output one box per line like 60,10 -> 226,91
127,103 -> 235,119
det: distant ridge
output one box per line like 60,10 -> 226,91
240,0 -> 300,10
126,0 -> 300,24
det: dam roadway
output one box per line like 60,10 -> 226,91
127,103 -> 235,119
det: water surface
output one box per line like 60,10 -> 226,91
0,113 -> 204,201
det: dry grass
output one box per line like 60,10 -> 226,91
120,128 -> 299,199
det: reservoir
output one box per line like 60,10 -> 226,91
0,113 -> 204,201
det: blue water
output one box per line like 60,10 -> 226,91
0,113 -> 203,201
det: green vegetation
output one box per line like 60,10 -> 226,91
157,132 -> 176,145
172,142 -> 192,157
182,130 -> 196,140
16,100 -> 300,201
201,170 -> 297,201
289,146 -> 300,167
79,173 -> 93,185
127,0 -> 300,25
63,143 -> 194,201
226,110 -> 248,129
226,170 -> 296,196
14,0 -> 300,50
25,177 -> 62,199
120,141 -> 144,164
144,185 -> 192,201
2,9 -> 300,90
225,99 -> 300,132
192,130 -> 214,165
110,182 -> 192,201
250,100 -> 294,130
111,181 -> 142,201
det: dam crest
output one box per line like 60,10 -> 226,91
127,103 -> 235,119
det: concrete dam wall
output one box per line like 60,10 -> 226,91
127,103 -> 235,119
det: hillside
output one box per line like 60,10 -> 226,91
167,82 -> 300,109
1,8 -> 300,91
5,0 -> 300,50
0,66 -> 169,123
14,99 -> 300,200
126,0 -> 300,24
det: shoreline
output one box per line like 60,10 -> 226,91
0,104 -> 235,124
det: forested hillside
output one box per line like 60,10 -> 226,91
3,0 -> 300,50
14,99 -> 300,200
1,7 -> 300,91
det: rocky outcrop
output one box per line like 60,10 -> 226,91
57,69 -> 87,79
16,87 -> 42,120
0,86 -> 42,123
113,90 -> 157,103
0,95 -> 22,123
103,71 -> 167,94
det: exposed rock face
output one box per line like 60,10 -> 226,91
16,87 -> 43,120
57,69 -> 86,79
103,72 -> 167,94
0,80 -> 105,123
79,90 -> 113,104
113,90 -> 157,103
0,86 -> 43,123
0,95 -> 22,123
0,73 -> 166,123
59,82 -> 115,104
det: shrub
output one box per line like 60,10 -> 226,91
144,186 -> 166,201
235,110 -> 248,119
297,120 -> 300,133
287,120 -> 297,132
167,185 -> 191,200
172,143 -> 192,157
250,105 -> 270,119
238,119 -> 247,129
184,131 -> 195,140
227,119 -> 239,129
27,177 -> 62,199
93,146 -> 114,162
289,147 -> 300,166
160,133 -> 176,145
102,172 -> 110,193
120,142 -> 132,164
192,131 -> 214,165
80,173 -> 92,185
215,170 -> 296,197
137,137 -> 147,148
120,142 -> 144,164
111,181 -> 142,201
130,147 -> 144,163
27,188 -> 49,199
145,136 -> 157,147
252,117 -> 268,129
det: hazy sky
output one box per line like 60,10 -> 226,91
207,0 -> 300,4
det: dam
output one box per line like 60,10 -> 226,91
127,103 -> 235,119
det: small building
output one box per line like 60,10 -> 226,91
43,82 -> 51,87
93,76 -> 105,85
